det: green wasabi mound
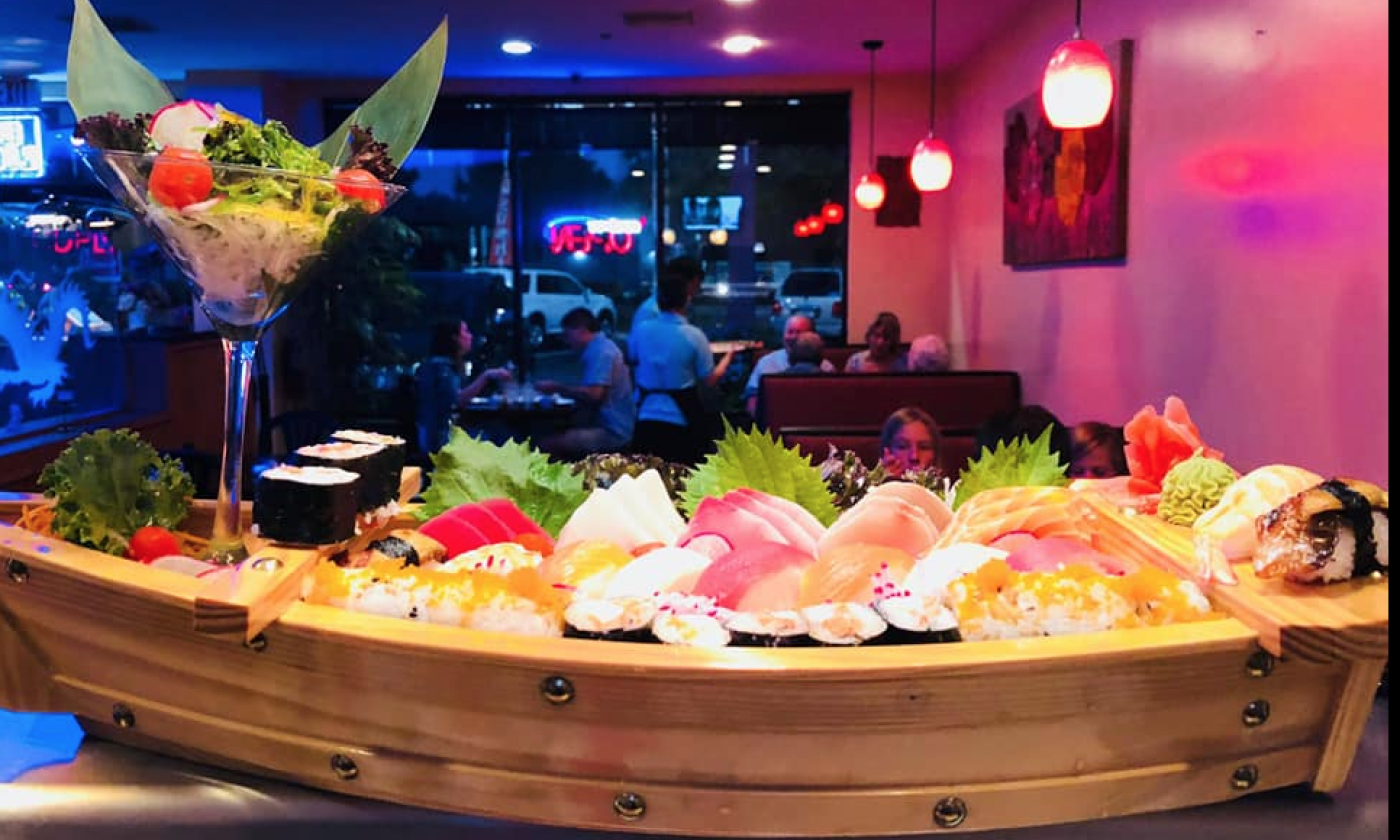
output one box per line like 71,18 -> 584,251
1159,452 -> 1238,527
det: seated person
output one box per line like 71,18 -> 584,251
414,320 -> 512,455
974,404 -> 1073,468
907,333 -> 951,372
633,255 -> 704,328
785,331 -> 827,373
845,311 -> 908,373
743,314 -> 836,416
535,308 -> 635,458
629,266 -> 736,465
879,406 -> 944,476
1069,421 -> 1129,479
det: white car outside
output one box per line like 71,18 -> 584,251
773,268 -> 845,339
467,267 -> 617,347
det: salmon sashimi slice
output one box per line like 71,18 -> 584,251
933,487 -> 1092,550
799,543 -> 917,607
819,494 -> 939,557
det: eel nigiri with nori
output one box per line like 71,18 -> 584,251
1254,478 -> 1389,584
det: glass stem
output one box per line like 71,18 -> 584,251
208,338 -> 259,565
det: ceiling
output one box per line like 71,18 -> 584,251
3,0 -> 1039,84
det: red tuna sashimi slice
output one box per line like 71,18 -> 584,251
680,496 -> 788,553
446,503 -> 513,544
728,488 -> 826,543
419,515 -> 492,558
692,541 -> 815,610
478,498 -> 547,537
722,489 -> 819,555
1004,536 -> 1136,576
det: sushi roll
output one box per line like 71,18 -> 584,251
332,430 -> 407,506
724,610 -> 814,648
1254,478 -> 1389,584
800,602 -> 888,646
295,441 -> 393,511
873,595 -> 962,644
651,612 -> 731,648
347,529 -> 447,568
564,596 -> 658,642
254,465 -> 359,545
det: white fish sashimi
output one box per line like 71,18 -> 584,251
604,547 -> 714,598
868,482 -> 954,535
903,544 -> 1009,598
818,494 -> 939,557
557,487 -> 654,551
634,469 -> 687,540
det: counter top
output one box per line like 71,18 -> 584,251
0,699 -> 1387,840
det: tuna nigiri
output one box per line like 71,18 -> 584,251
692,542 -> 815,612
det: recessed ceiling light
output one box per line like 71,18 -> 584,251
756,164 -> 772,174
718,153 -> 736,162
630,169 -> 646,178
722,100 -> 744,108
724,0 -> 756,5
501,39 -> 534,56
721,35 -> 762,55
717,162 -> 735,170
719,143 -> 737,152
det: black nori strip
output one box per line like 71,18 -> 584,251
872,599 -> 963,645
296,444 -> 392,511
728,629 -> 817,648
332,431 -> 407,506
253,470 -> 358,545
1319,480 -> 1383,577
369,535 -> 419,567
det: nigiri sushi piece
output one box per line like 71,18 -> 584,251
604,547 -> 714,598
1191,464 -> 1323,585
692,541 -> 814,611
799,543 -> 916,607
1254,478 -> 1389,584
537,539 -> 635,598
818,494 -> 938,558
867,482 -> 954,534
933,487 -> 1092,550
902,543 -> 1008,599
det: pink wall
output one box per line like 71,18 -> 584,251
940,0 -> 1389,483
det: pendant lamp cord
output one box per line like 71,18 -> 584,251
1074,0 -> 1083,38
867,43 -> 877,169
927,0 -> 937,134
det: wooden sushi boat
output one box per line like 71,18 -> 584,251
0,482 -> 1387,836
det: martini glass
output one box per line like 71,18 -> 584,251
80,149 -> 406,564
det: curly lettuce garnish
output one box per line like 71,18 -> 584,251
953,426 -> 1069,510
681,421 -> 839,526
415,429 -> 587,538
344,126 -> 397,181
37,428 -> 195,557
74,112 -> 154,152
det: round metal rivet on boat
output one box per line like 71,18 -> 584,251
1246,649 -> 1275,678
1230,764 -> 1259,790
244,634 -> 268,652
1242,699 -> 1271,727
540,675 -> 575,705
330,753 -> 359,781
6,559 -> 28,584
933,796 -> 968,829
613,791 -> 646,821
111,703 -> 135,728
250,556 -> 282,573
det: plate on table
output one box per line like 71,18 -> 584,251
709,340 -> 764,355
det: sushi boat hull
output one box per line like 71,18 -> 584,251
0,497 -> 1386,836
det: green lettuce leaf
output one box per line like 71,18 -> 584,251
66,0 -> 175,120
316,18 -> 448,173
680,421 -> 839,526
38,428 -> 195,556
952,426 -> 1070,510
415,429 -> 587,537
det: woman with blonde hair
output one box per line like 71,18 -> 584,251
845,311 -> 907,373
879,406 -> 943,476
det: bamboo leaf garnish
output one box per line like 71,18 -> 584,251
66,0 -> 175,120
315,17 -> 448,174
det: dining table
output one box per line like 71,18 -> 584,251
456,391 -> 578,442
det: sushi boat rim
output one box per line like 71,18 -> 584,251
0,496 -> 1388,837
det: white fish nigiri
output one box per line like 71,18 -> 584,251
604,547 -> 714,598
1192,464 -> 1323,585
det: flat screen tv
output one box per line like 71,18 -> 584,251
681,194 -> 743,230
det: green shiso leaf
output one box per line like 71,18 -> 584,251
415,428 -> 587,538
316,17 -> 448,172
952,426 -> 1069,510
681,421 -> 840,526
66,0 -> 175,119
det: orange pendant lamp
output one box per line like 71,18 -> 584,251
854,39 -> 887,211
909,0 -> 952,192
1041,0 -> 1114,129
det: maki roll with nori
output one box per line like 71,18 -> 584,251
724,610 -> 814,648
346,529 -> 447,568
254,465 -> 360,545
295,441 -> 392,511
651,612 -> 731,648
800,602 -> 888,646
332,430 -> 407,506
564,596 -> 658,642
873,595 -> 963,644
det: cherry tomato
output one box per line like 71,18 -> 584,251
148,147 -> 214,209
128,525 -> 183,563
335,168 -> 386,211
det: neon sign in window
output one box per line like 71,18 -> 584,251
0,111 -> 45,180
545,215 -> 646,256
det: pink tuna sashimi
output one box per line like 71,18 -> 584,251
867,482 -> 954,535
818,494 -> 938,558
681,532 -> 735,561
447,503 -> 513,544
721,490 -> 818,555
478,498 -> 547,537
728,488 -> 826,543
419,515 -> 491,558
680,496 -> 789,554
692,541 -> 815,610
1004,536 -> 1137,576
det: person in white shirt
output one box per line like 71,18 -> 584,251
744,314 -> 835,417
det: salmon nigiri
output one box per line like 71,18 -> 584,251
1192,464 -> 1323,585
799,543 -> 916,607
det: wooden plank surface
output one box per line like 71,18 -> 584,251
1081,493 -> 1389,664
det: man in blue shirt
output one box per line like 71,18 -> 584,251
536,308 -> 634,458
744,314 -> 836,417
628,266 -> 735,464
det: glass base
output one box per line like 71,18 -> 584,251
204,538 -> 250,566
